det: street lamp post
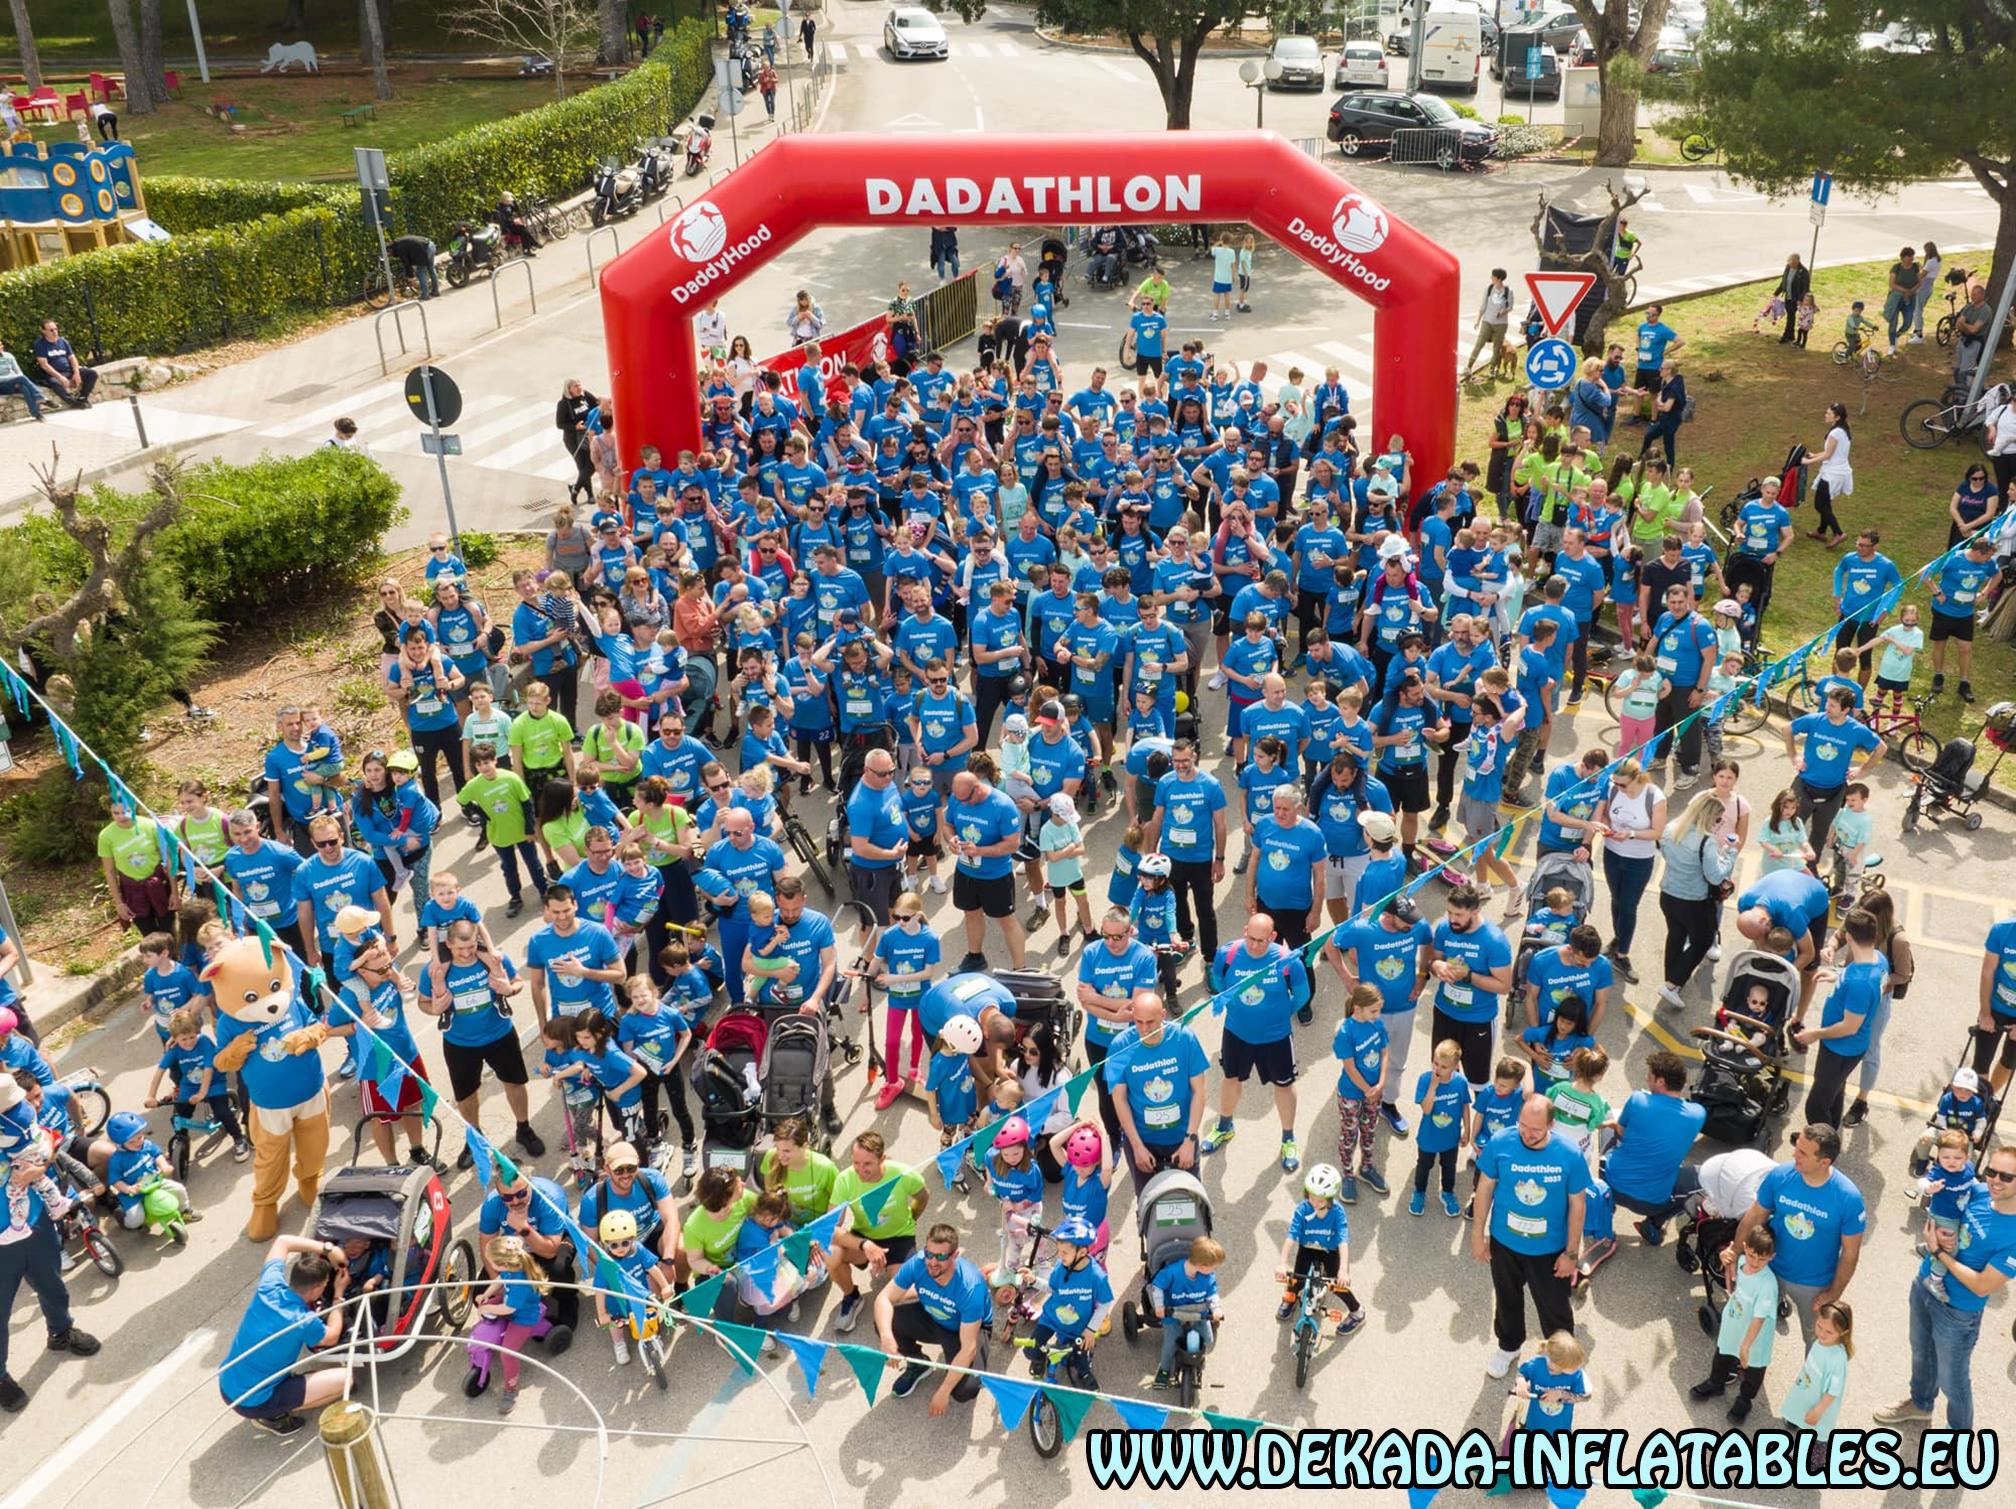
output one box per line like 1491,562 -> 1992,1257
1238,57 -> 1285,128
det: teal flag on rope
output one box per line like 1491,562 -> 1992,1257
779,1333 -> 830,1397
838,1343 -> 889,1402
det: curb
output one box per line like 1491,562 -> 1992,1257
25,946 -> 144,1044
1031,24 -> 1268,58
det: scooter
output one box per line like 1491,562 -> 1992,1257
636,139 -> 676,200
677,116 -> 715,177
591,157 -> 646,225
444,221 -> 504,288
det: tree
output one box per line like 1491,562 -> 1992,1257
596,0 -> 627,66
105,0 -> 155,116
8,0 -> 42,92
359,0 -> 392,100
1530,180 -> 1648,354
1677,0 -> 2015,316
1560,0 -> 1670,165
1017,0 -> 1241,128
447,0 -> 599,98
137,0 -> 174,108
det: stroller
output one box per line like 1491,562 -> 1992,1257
993,966 -> 1083,1060
1687,951 -> 1798,1145
691,1008 -> 768,1174
1505,851 -> 1595,1024
1117,1168 -> 1216,1405
1902,701 -> 2014,835
309,1161 -> 477,1360
759,1010 -> 831,1149
1036,236 -> 1070,307
1672,1147 -> 1778,1336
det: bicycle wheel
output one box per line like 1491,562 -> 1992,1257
1679,133 -> 1712,163
84,1226 -> 123,1278
1601,676 -> 1622,723
1899,399 -> 1956,450
1831,341 -> 1851,366
567,203 -> 596,234
363,267 -> 393,310
1722,689 -> 1769,737
169,1130 -> 190,1183
1293,1326 -> 1314,1390
67,1080 -> 112,1138
1118,329 -> 1138,369
438,1238 -> 477,1329
1897,729 -> 1939,773
1936,314 -> 1956,348
1030,1392 -> 1064,1457
1621,272 -> 1638,308
544,208 -> 574,242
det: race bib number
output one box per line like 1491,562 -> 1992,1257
1655,655 -> 1677,675
1168,828 -> 1197,847
414,696 -> 444,715
1506,1212 -> 1548,1238
1143,1103 -> 1179,1129
1443,982 -> 1474,1007
451,988 -> 491,1017
248,899 -> 280,919
845,698 -> 872,717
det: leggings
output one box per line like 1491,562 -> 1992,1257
1603,849 -> 1656,956
1659,889 -> 1720,991
640,1067 -> 696,1147
885,1004 -> 927,1084
411,722 -> 466,809
1336,1094 -> 1380,1175
1413,1145 -> 1458,1194
1811,480 -> 1845,539
565,436 -> 595,497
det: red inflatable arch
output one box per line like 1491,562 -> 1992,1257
600,131 -> 1460,486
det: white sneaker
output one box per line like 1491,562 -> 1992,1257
763,1331 -> 781,1358
1909,334 -> 1925,345
1707,943 -> 1722,963
1207,670 -> 1228,691
611,1330 -> 630,1366
1658,984 -> 1684,1010
1486,1346 -> 1520,1379
926,873 -> 948,895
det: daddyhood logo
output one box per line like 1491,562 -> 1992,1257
666,200 -> 773,305
1284,190 -> 1393,292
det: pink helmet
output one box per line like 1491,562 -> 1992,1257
0,1007 -> 16,1039
991,1115 -> 1031,1150
1064,1125 -> 1103,1169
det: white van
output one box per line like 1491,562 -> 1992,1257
1417,6 -> 1482,92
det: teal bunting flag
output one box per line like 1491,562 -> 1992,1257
1042,1386 -> 1095,1445
980,1374 -> 1039,1429
858,1174 -> 900,1225
778,1332 -> 830,1397
677,1271 -> 724,1318
837,1343 -> 889,1402
715,1320 -> 767,1374
1204,1408 -> 1260,1437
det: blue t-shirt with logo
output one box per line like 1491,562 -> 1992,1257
1152,772 -> 1228,864
1249,815 -> 1328,911
1755,1162 -> 1868,1288
1107,1024 -> 1209,1147
1431,918 -> 1512,1024
1078,940 -> 1158,1049
1333,1014 -> 1389,1100
1479,1127 -> 1593,1256
1789,712 -> 1881,792
892,1252 -> 992,1329
1414,1071 -> 1472,1154
1601,1090 -> 1706,1204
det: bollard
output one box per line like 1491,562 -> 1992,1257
320,1400 -> 402,1509
127,394 -> 148,450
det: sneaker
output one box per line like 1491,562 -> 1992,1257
506,895 -> 524,919
956,953 -> 989,974
1905,1178 -> 1923,1205
1909,333 -> 1925,345
231,1138 -> 252,1162
1207,671 -> 1228,692
1440,1191 -> 1462,1218
875,1077 -> 907,1111
0,1375 -> 24,1413
1635,1218 -> 1666,1248
1842,1098 -> 1869,1128
835,1293 -> 863,1333
252,1412 -> 307,1436
1296,1004 -> 1314,1026
1657,984 -> 1684,1011
1485,1347 -> 1519,1379
1500,891 -> 1527,921
1025,905 -> 1050,931
1359,1167 -> 1389,1195
889,1362 -> 930,1398
1056,933 -> 1072,959
1872,1398 -> 1935,1425
1707,943 -> 1722,963
1379,1103 -> 1410,1139
336,1060 -> 358,1081
1233,852 -> 1250,877
1151,1368 -> 1176,1391
1959,681 -> 1975,704
457,1143 -> 477,1172
1408,1190 -> 1426,1216
47,1329 -> 99,1357
1673,767 -> 1700,791
1726,1396 -> 1752,1423
611,1330 -> 630,1365
763,1331 -> 781,1358
682,1146 -> 699,1180
516,1123 -> 547,1158
1429,805 -> 1451,832
1931,672 -> 1945,694
499,1386 -> 519,1416
1339,1174 -> 1358,1205
1200,1122 -> 1236,1155
926,873 -> 948,895
1608,951 -> 1639,985
1279,1138 -> 1300,1174
60,1244 -> 81,1273
1277,1295 -> 1296,1321
1336,1307 -> 1367,1337
1688,1379 -> 1725,1400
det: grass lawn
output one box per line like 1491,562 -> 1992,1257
1456,254 -> 2014,770
25,69 -> 572,181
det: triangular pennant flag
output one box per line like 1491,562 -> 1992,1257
1064,1071 -> 1089,1114
1022,1087 -> 1060,1135
377,1058 -> 409,1109
1407,1490 -> 1443,1509
934,1143 -> 966,1189
417,1078 -> 441,1121
1043,1386 -> 1095,1445
981,1374 -> 1038,1430
593,1248 -> 622,1295
1544,1486 -> 1588,1509
857,1175 -> 900,1226
490,1148 -> 522,1188
464,1126 -> 497,1189
780,1229 -> 815,1274
1204,1409 -> 1260,1437
741,1241 -> 781,1292
677,1272 -> 725,1318
715,1319 -> 767,1374
779,1332 -> 830,1397
838,1343 -> 889,1402
1630,1491 -> 1670,1508
367,1035 -> 393,1084
1110,1396 -> 1169,1431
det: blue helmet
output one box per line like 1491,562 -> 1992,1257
107,1111 -> 148,1144
1052,1217 -> 1100,1249
695,868 -> 733,901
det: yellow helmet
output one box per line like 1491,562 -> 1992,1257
598,1209 -> 640,1245
1175,690 -> 1191,714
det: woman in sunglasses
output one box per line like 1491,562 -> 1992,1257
1948,463 -> 2002,550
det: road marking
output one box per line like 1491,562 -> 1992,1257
882,111 -> 938,129
1684,182 -> 1715,204
262,379 -> 405,437
0,1326 -> 217,1509
1266,351 -> 1326,379
1619,999 -> 1936,1116
484,428 -> 568,473
369,392 -> 514,453
996,38 -> 1021,55
1316,339 -> 1374,372
826,41 -> 846,60
1095,59 -> 1141,83
962,39 -> 990,56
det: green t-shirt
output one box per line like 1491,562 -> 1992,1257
1544,1081 -> 1609,1156
1513,452 -> 1551,495
636,804 -> 693,869
509,709 -> 573,772
541,809 -> 591,857
98,817 -> 164,881
177,810 -> 229,867
1629,482 -> 1683,543
583,720 -> 646,784
681,1187 -> 758,1266
459,769 -> 533,849
759,1148 -> 840,1222
830,1162 -> 927,1241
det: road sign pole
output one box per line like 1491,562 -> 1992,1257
418,376 -> 464,555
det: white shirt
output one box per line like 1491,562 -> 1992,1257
1816,425 -> 1853,493
1602,781 -> 1662,860
695,308 -> 728,351
1989,400 -> 2016,458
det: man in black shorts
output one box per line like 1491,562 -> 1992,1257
422,922 -> 542,1168
944,769 -> 1030,971
1927,533 -> 1997,702
844,748 -> 908,928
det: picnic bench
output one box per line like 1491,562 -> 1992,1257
339,103 -> 377,126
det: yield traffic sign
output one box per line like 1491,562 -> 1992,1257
1525,271 -> 1598,337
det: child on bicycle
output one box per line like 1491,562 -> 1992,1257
1843,301 -> 1880,358
593,1208 -> 671,1366
1021,1216 -> 1112,1389
1274,1163 -> 1367,1338
143,1007 -> 250,1162
982,1116 -> 1054,1334
104,1110 -> 195,1233
474,1235 -> 550,1416
618,976 -> 696,1177
1148,1235 -> 1225,1392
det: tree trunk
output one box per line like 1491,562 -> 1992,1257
358,0 -> 391,99
105,1 -> 154,116
1128,32 -> 1185,130
137,0 -> 172,108
1592,59 -> 1637,167
8,0 -> 42,92
597,0 -> 628,66
280,0 -> 307,31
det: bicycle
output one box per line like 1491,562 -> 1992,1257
782,806 -> 836,897
58,1191 -> 122,1279
607,1299 -> 673,1392
147,1100 -> 228,1182
1867,689 -> 1941,771
1932,273 -> 1973,347
60,1068 -> 112,1138
1678,131 -> 1715,164
1016,1330 -> 1097,1458
362,262 -> 424,310
1831,338 -> 1888,382
1280,1259 -> 1354,1391
522,194 -> 587,240
1899,384 -> 1993,450
1150,937 -> 1195,1009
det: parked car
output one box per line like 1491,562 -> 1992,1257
883,5 -> 948,59
1493,30 -> 1563,98
1335,39 -> 1391,88
1565,27 -> 1597,65
1528,9 -> 1586,50
1326,88 -> 1497,164
1648,26 -> 1697,71
1269,35 -> 1329,89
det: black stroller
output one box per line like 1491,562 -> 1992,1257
692,1008 -> 767,1175
1687,950 -> 1798,1145
1903,701 -> 2014,835
1672,1147 -> 1779,1336
993,966 -> 1083,1061
759,1010 -> 831,1150
1504,850 -> 1595,1025
1036,236 -> 1070,307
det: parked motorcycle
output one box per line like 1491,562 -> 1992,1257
636,139 -> 676,201
592,157 -> 646,225
677,115 -> 715,178
444,221 -> 504,288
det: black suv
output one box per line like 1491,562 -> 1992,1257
1325,89 -> 1497,164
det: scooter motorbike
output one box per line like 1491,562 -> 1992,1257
592,158 -> 645,225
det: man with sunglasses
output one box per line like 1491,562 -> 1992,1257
703,810 -> 788,1004
1729,1124 -> 1867,1356
874,1221 -> 989,1415
638,710 -> 713,809
291,814 -> 394,978
471,1166 -> 577,1392
577,1139 -> 677,1266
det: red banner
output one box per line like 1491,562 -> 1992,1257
758,312 -> 891,408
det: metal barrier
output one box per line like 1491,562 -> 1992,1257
372,298 -> 431,375
1290,135 -> 1328,160
1390,126 -> 1475,171
653,192 -> 686,225
915,270 -> 979,353
489,255 -> 538,328
584,222 -> 625,287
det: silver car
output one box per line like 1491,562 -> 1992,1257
1335,40 -> 1390,89
884,6 -> 949,59
1268,35 -> 1328,90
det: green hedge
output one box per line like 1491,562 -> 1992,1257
0,20 -> 711,361
12,450 -> 406,629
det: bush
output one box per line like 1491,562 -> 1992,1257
1497,112 -> 1528,125
1450,101 -> 1481,120
146,176 -> 357,233
455,531 -> 504,570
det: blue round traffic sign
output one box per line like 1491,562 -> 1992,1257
1525,336 -> 1578,390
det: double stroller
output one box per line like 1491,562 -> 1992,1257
992,967 -> 1083,1061
690,1005 -> 833,1173
1503,850 -> 1595,1025
1687,951 -> 1798,1146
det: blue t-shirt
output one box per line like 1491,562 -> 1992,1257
1340,917 -> 1429,1014
1524,946 -> 1613,1022
845,782 -> 908,870
1789,713 -> 1880,792
617,1004 -> 690,1079
1036,1257 -> 1114,1341
1431,918 -> 1512,1024
944,786 -> 1022,881
1519,1356 -> 1586,1434
1333,1015 -> 1389,1100
893,1251 -> 993,1329
1755,1162 -> 1868,1288
1635,319 -> 1679,369
140,963 -> 209,1035
1473,1084 -> 1525,1143
1152,772 -> 1228,864
1816,958 -> 1885,1059
1078,940 -> 1158,1049
1212,941 -> 1310,1045
1478,1128 -> 1593,1256
1249,814 -> 1328,911
1734,500 -> 1792,559
578,1165 -> 675,1246
1288,1198 -> 1347,1252
1108,1024 -> 1209,1147
702,836 -> 788,921
1986,918 -> 2016,1022
1414,1071 -> 1472,1154
1921,1199 -> 2016,1314
291,849 -> 384,943
1934,552 -> 1998,615
1537,763 -> 1599,853
876,924 -> 940,1009
1735,870 -> 1830,937
917,972 -> 1016,1039
224,840 -> 304,925
219,1258 -> 326,1408
1601,1090 -> 1706,1204
1129,310 -> 1168,359
1148,1258 -> 1219,1312
524,920 -> 622,1014
436,955 -> 519,1049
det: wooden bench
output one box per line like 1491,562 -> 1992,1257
339,103 -> 376,126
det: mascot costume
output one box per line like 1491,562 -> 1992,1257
204,935 -> 332,1241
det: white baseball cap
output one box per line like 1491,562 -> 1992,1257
1952,1067 -> 1982,1092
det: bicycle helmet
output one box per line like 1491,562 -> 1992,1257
1304,1164 -> 1342,1200
1137,852 -> 1172,880
1061,694 -> 1085,719
598,1209 -> 640,1245
107,1111 -> 148,1144
0,1007 -> 15,1038
1053,1216 -> 1100,1249
1006,673 -> 1031,700
992,1115 -> 1032,1150
939,1014 -> 984,1055
1064,1125 -> 1104,1169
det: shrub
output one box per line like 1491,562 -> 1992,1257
455,530 -> 504,570
146,176 -> 357,232
1450,101 -> 1482,120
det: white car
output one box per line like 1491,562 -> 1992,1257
1268,35 -> 1328,90
884,6 -> 948,59
1335,40 -> 1390,88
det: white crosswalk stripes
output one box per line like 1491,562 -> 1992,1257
835,36 -> 1027,61
261,379 -> 406,438
261,383 -> 580,481
1315,339 -> 1374,374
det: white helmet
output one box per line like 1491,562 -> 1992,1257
1137,852 -> 1172,880
939,1014 -> 984,1055
1303,1163 -> 1342,1200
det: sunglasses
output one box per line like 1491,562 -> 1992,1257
315,838 -> 343,850
1985,1168 -> 2016,1183
922,1249 -> 956,1264
502,1189 -> 531,1204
